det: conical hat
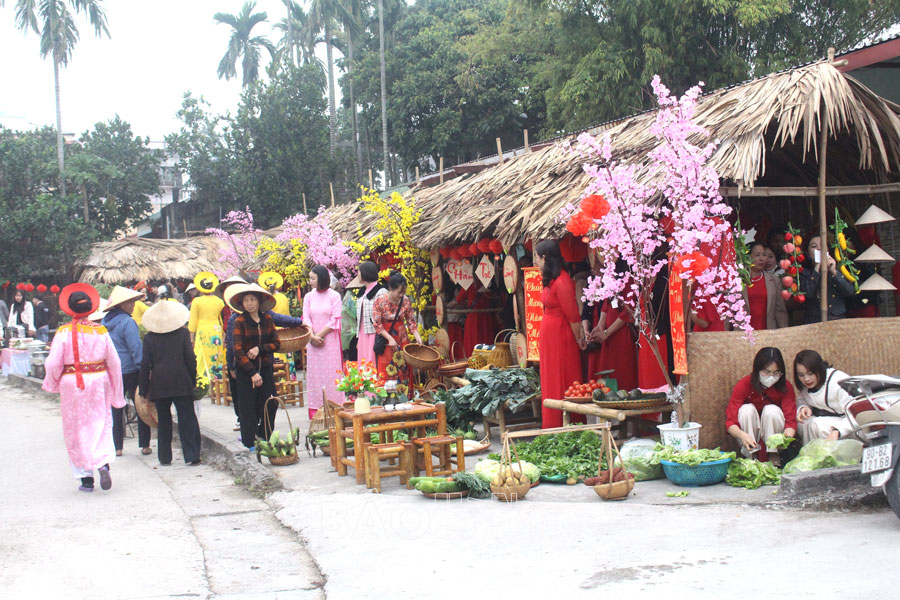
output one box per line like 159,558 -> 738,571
106,285 -> 145,311
226,283 -> 277,313
88,298 -> 109,322
258,271 -> 284,290
193,271 -> 220,294
142,300 -> 190,334
215,275 -> 247,298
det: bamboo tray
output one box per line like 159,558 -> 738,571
563,396 -> 593,404
421,490 -> 469,500
592,397 -> 669,410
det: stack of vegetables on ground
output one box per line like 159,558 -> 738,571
410,472 -> 492,498
433,367 -> 539,430
490,431 -> 607,484
257,428 -> 300,462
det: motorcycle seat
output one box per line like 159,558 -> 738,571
840,375 -> 900,397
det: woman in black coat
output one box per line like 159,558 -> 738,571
138,300 -> 201,466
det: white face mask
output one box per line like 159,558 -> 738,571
759,374 -> 779,388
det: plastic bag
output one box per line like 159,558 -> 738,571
620,438 -> 664,481
782,439 -> 863,474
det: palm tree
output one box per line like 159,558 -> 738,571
273,1 -> 318,67
339,0 -> 365,188
377,0 -> 390,188
14,0 -> 110,197
214,1 -> 275,88
306,0 -> 347,156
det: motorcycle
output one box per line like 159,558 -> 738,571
843,375 -> 900,519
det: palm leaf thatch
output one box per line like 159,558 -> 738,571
382,61 -> 900,249
76,237 -> 228,285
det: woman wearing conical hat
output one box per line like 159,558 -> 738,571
188,272 -> 226,383
42,284 -> 125,493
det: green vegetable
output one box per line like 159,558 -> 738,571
433,368 -> 539,430
666,490 -> 690,497
416,480 -> 436,493
452,472 -> 492,498
652,444 -> 735,466
432,480 -> 464,493
765,434 -> 795,450
511,431 -> 608,479
725,458 -> 781,489
782,439 -> 862,474
622,456 -> 664,481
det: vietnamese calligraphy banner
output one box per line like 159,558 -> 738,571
446,259 -> 474,290
668,262 -> 688,375
476,255 -> 495,288
523,267 -> 543,362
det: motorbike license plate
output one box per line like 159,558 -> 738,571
861,443 -> 892,474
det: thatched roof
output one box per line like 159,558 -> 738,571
391,61 -> 900,248
76,237 -> 228,284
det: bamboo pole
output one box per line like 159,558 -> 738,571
329,182 -> 336,208
818,50 -> 833,322
415,166 -> 420,186
368,169 -> 374,191
496,138 -> 504,165
720,183 -> 900,197
439,157 -> 444,184
524,129 -> 530,152
302,192 -> 308,215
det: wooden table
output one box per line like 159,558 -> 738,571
334,403 -> 447,485
542,399 -> 674,428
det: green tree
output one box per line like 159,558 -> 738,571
13,0 -> 110,197
214,1 -> 275,87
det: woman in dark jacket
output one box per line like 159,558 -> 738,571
227,283 -> 281,451
138,300 -> 201,466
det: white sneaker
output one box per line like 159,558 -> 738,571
233,419 -> 240,431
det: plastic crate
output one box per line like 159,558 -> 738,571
660,458 -> 732,487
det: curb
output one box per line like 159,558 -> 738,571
6,374 -> 282,495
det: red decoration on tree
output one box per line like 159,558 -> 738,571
50,285 -> 60,294
677,252 -> 710,278
566,211 -> 593,236
580,194 -> 610,220
37,284 -> 47,293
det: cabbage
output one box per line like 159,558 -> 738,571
473,459 -> 541,483
620,439 -> 664,481
782,439 -> 863,474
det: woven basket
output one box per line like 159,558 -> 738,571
471,346 -> 492,364
593,429 -> 635,501
402,344 -> 441,370
268,453 -> 299,466
277,325 -> 311,353
593,397 -> 669,410
490,434 -> 531,502
257,397 -> 299,466
489,329 -> 515,368
437,341 -> 468,377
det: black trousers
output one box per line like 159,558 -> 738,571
236,367 -> 277,449
113,371 -> 150,449
154,395 -> 201,464
228,372 -> 240,419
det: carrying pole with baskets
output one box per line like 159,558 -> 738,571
259,395 -> 300,466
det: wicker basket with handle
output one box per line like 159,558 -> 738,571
489,329 -> 516,368
490,433 -> 531,502
594,428 -> 635,500
402,344 -> 442,370
277,325 -> 311,353
437,341 -> 468,377
259,396 -> 299,466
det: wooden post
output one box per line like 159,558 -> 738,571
329,182 -> 336,208
415,166 -> 420,186
817,54 -> 832,322
439,157 -> 444,184
496,138 -> 504,165
302,192 -> 308,216
524,129 -> 530,152
368,169 -> 374,191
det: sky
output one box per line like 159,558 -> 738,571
0,0 -> 333,142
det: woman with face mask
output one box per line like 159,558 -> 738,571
793,349 -> 854,444
725,347 -> 797,466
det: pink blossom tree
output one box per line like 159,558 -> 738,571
569,76 -> 751,412
274,207 -> 360,287
206,207 -> 263,278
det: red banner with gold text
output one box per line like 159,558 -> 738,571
523,267 -> 543,362
668,262 -> 688,375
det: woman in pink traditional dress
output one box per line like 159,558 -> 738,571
355,260 -> 386,368
42,284 -> 124,493
303,265 -> 344,419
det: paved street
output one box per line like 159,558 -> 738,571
0,383 -> 323,600
3,380 -> 900,599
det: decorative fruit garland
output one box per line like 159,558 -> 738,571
779,225 -> 806,303
830,209 -> 860,293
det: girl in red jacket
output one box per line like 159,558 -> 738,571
726,346 -> 797,466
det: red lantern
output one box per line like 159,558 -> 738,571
37,284 -> 47,293
477,238 -> 491,253
1,280 -> 8,289
489,240 -> 503,255
559,235 -> 588,263
450,248 -> 462,260
25,283 -> 35,292
439,247 -> 450,259
50,285 -> 60,294
468,243 -> 479,256
678,252 -> 710,279
580,194 -> 610,220
566,211 -> 593,237
524,240 -> 534,253
16,283 -> 24,291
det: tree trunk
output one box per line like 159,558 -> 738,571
286,1 -> 296,66
326,21 -> 337,157
54,56 -> 66,197
378,0 -> 390,189
82,184 -> 88,224
348,29 -> 363,190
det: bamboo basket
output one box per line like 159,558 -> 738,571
490,433 -> 531,502
277,325 -> 311,353
437,341 -> 468,377
489,329 -> 515,368
260,396 -> 299,466
594,429 -> 635,500
135,393 -> 158,429
402,344 -> 442,370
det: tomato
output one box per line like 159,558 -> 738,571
588,379 -> 596,385
573,381 -> 581,386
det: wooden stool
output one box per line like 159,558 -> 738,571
276,379 -> 304,406
364,442 -> 414,493
413,436 -> 465,477
211,377 -> 232,406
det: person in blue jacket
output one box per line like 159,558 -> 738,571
102,286 -> 151,456
224,282 -> 303,441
